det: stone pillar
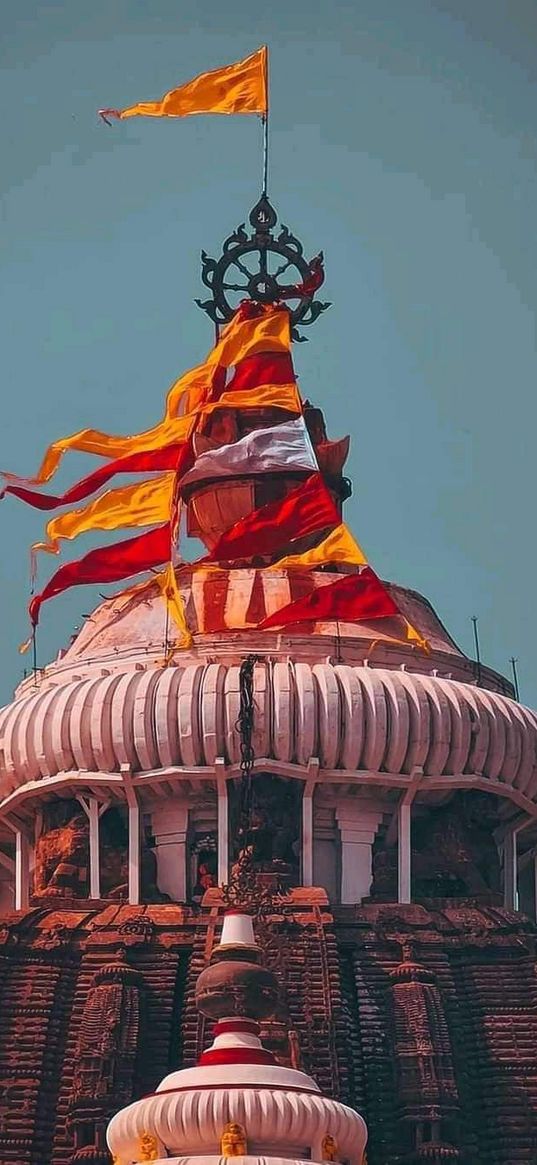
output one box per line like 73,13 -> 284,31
336,802 -> 384,904
88,798 -> 101,901
398,800 -> 412,904
302,784 -> 315,887
152,802 -> 188,902
217,778 -> 229,886
15,830 -> 30,910
128,802 -> 141,906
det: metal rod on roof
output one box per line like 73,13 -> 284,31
510,656 -> 520,702
471,615 -> 482,686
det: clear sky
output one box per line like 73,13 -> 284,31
1,0 -> 536,707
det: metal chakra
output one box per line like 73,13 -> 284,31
196,195 -> 331,341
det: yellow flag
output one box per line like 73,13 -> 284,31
33,474 -> 175,555
208,305 -> 290,367
270,524 -> 367,570
155,562 -> 193,649
203,382 -> 301,417
102,48 -> 268,121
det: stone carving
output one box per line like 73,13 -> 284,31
220,1121 -> 247,1156
230,773 -> 301,888
389,941 -> 459,1158
321,1133 -> 338,1161
34,802 -> 89,899
69,957 -> 142,1153
372,792 -> 501,902
139,1130 -> 159,1159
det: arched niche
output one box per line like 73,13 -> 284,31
228,772 -> 302,890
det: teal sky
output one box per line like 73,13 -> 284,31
1,1 -> 536,706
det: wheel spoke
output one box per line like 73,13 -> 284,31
232,256 -> 255,279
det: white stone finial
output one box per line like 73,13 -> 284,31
220,910 -> 256,949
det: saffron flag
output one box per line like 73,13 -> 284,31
206,474 -> 339,564
33,474 -> 175,556
258,568 -> 399,629
3,443 -> 191,512
100,47 -> 267,121
29,524 -> 172,627
270,523 -> 367,570
203,382 -> 301,418
208,305 -> 290,369
180,418 -> 317,489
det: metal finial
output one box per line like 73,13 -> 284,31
196,196 -> 330,341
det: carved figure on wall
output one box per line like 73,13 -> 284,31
34,800 -> 89,898
321,1133 -> 338,1161
221,1121 -> 247,1156
371,791 -> 501,902
411,792 -> 500,899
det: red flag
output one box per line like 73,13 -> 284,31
205,474 -> 339,564
3,443 -> 192,513
29,523 -> 171,626
225,351 -> 295,392
258,567 -> 399,629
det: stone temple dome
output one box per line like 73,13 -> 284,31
0,558 -> 534,913
1,198 -> 537,1165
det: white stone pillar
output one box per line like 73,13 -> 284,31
152,802 -> 188,902
128,802 -> 141,906
398,800 -> 412,904
336,803 -> 384,904
302,783 -> 315,887
217,778 -> 229,887
88,797 -> 101,900
15,830 -> 30,910
503,828 -> 518,910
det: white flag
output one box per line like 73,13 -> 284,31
180,417 -> 317,488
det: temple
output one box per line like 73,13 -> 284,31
1,194 -> 537,1165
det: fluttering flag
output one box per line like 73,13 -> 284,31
208,303 -> 290,369
155,562 -> 192,649
205,474 -> 339,564
258,568 -> 399,630
32,474 -> 175,556
180,418 -> 317,490
29,524 -> 172,627
1,442 -> 191,513
225,352 -> 295,391
270,523 -> 367,570
99,47 -> 268,122
204,382 -> 301,419
2,307 -> 289,488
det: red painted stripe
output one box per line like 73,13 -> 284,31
199,1048 -> 276,1066
226,352 -> 295,391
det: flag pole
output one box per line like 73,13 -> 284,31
510,656 -> 520,701
471,615 -> 482,686
262,46 -> 269,195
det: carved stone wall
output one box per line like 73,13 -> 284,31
0,899 -> 535,1164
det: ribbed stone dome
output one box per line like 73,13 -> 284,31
1,657 -> 536,804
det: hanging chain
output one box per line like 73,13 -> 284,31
237,653 -> 259,827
